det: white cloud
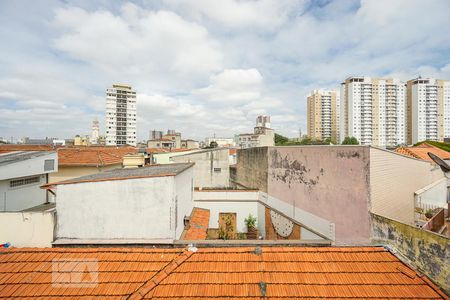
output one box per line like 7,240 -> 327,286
163,0 -> 306,30
193,68 -> 263,105
53,4 -> 223,92
1,0 -> 450,141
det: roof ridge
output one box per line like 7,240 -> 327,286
127,248 -> 195,300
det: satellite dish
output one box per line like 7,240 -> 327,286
428,152 -> 450,173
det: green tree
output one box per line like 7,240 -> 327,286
342,136 -> 359,145
274,133 -> 289,145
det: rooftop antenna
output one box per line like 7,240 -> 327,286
428,152 -> 450,177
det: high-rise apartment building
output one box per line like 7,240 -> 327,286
407,78 -> 450,144
90,118 -> 99,144
340,77 -> 406,147
106,84 -> 137,146
307,90 -> 340,142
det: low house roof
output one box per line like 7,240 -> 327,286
0,246 -> 446,299
57,146 -> 137,166
0,145 -> 139,167
0,151 -> 55,167
42,163 -> 194,187
0,144 -> 54,154
395,143 -> 450,162
183,207 -> 210,240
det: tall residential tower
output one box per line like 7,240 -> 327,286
340,77 -> 406,147
407,78 -> 450,144
307,90 -> 340,142
106,84 -> 137,146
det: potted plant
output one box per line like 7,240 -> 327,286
425,209 -> 434,219
245,214 -> 257,239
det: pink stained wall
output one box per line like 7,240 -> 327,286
267,146 -> 371,244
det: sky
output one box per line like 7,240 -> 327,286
1,0 -> 450,143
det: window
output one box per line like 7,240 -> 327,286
10,176 -> 40,188
214,168 -> 221,173
44,159 -> 55,171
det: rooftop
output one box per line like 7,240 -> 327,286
43,163 -> 194,186
183,207 -> 210,240
395,143 -> 450,162
0,144 -> 54,154
57,146 -> 137,166
0,246 -> 446,299
0,151 -> 54,167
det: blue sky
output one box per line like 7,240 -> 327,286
1,0 -> 450,142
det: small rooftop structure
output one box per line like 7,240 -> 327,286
0,246 -> 447,298
43,163 -> 194,187
0,151 -> 53,168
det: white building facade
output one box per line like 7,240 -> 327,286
340,77 -> 406,147
52,164 -> 194,242
236,115 -> 275,149
407,78 -> 450,144
106,84 -> 137,146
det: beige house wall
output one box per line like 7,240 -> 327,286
0,211 -> 55,247
49,164 -> 120,182
369,147 -> 444,224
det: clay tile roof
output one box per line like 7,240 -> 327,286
395,143 -> 450,163
0,246 -> 447,299
57,146 -> 138,166
0,144 -> 54,154
184,208 -> 210,240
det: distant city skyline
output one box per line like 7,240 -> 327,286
1,0 -> 450,141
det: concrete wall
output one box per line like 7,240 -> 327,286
371,213 -> 449,294
49,164 -> 119,183
0,174 -> 47,211
56,176 -> 177,240
267,146 -> 371,244
234,147 -> 268,191
174,167 -> 194,239
370,148 -> 444,224
0,211 -> 55,247
171,149 -> 230,188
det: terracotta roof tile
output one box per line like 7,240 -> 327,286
0,144 -> 54,154
395,143 -> 450,163
183,208 -> 210,240
58,146 -> 137,166
0,247 -> 447,299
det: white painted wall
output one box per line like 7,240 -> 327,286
0,211 -> 55,247
259,192 -> 334,240
171,149 -> 230,188
0,152 -> 57,180
193,191 -> 326,240
415,177 -> 448,208
0,174 -> 47,211
193,191 -> 259,232
174,167 -> 194,239
57,176 -> 176,240
152,150 -> 201,164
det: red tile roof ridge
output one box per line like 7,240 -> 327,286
127,248 -> 195,300
0,247 -> 182,254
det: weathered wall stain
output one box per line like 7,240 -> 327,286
336,150 -> 361,159
269,149 -> 321,188
371,213 -> 449,294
